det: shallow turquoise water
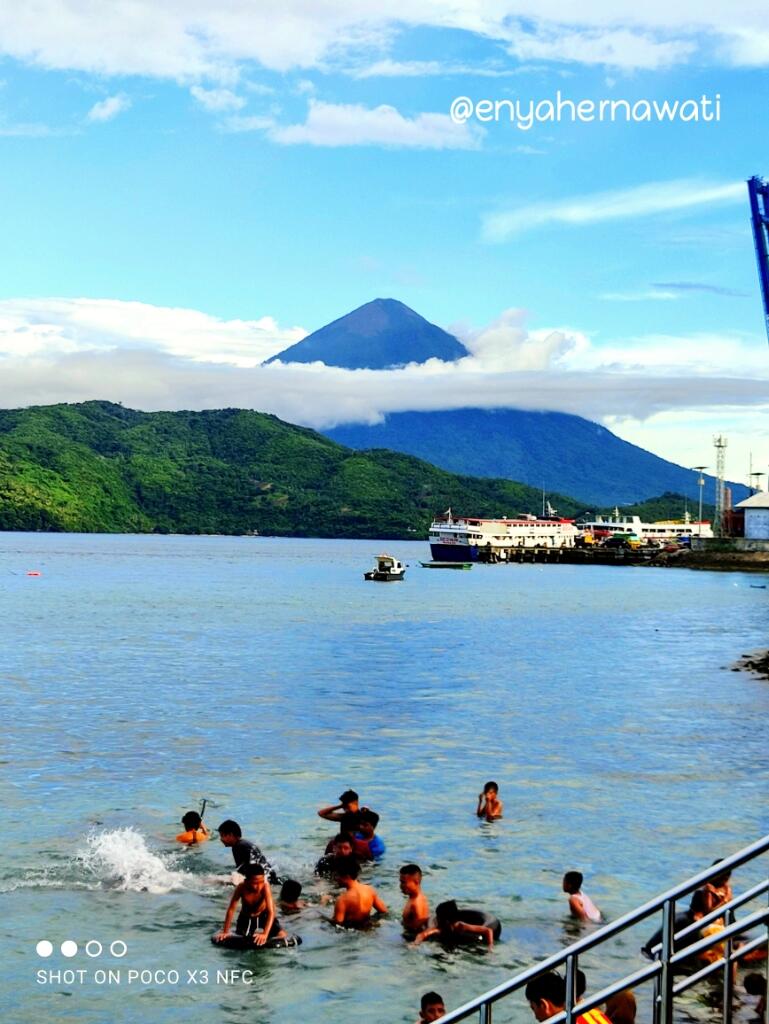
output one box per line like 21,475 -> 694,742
1,533 -> 768,1024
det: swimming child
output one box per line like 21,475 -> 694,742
217,819 -> 278,882
477,781 -> 503,821
400,864 -> 430,935
563,871 -> 602,923
416,991 -> 447,1022
213,863 -> 287,947
414,900 -> 496,948
331,855 -> 388,927
318,789 -> 366,836
279,879 -> 305,913
176,810 -> 211,845
352,809 -> 385,859
315,834 -> 355,876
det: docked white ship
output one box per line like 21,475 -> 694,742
580,509 -> 713,542
428,507 -> 579,562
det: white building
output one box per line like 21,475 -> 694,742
736,492 -> 769,540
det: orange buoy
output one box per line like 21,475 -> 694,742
26,571 -> 42,577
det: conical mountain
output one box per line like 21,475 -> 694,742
265,298 -> 469,369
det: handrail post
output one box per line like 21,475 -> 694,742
565,954 -> 577,1024
479,1000 -> 492,1023
764,889 -> 769,1024
652,972 -> 661,1024
722,905 -> 734,1024
659,898 -> 675,1024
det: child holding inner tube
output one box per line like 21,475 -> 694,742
213,863 -> 288,947
413,900 -> 497,948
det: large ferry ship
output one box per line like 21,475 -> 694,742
428,507 -> 579,562
579,509 -> 713,542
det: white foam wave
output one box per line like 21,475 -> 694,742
78,827 -> 202,894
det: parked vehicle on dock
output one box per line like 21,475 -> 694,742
603,533 -> 642,551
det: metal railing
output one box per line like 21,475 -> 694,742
438,833 -> 769,1024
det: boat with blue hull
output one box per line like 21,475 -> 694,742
428,508 -> 579,562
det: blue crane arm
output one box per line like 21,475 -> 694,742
748,175 -> 769,343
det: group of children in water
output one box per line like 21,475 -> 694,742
173,784 -> 766,1024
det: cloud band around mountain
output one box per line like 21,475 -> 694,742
1,297 -> 767,457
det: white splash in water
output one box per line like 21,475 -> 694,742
78,827 -> 199,894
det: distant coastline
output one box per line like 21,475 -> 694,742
655,548 -> 769,573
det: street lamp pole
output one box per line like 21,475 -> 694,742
693,466 -> 708,537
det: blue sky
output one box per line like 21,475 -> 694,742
1,2 -> 768,479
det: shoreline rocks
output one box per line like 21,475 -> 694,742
733,650 -> 769,680
653,549 -> 769,573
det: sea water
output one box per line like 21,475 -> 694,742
1,533 -> 768,1024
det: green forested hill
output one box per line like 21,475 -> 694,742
0,401 -> 590,536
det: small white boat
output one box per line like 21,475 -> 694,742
364,554 -> 406,581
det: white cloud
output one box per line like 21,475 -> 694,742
2,2 -> 769,79
450,308 -> 590,371
264,98 -> 483,149
86,93 -> 131,122
605,410 -> 769,484
222,114 -> 275,133
483,179 -> 745,242
721,28 -> 769,66
505,26 -> 694,70
569,329 -> 769,377
600,289 -> 681,302
190,85 -> 245,112
0,121 -> 55,136
349,58 -> 528,78
0,297 -> 306,367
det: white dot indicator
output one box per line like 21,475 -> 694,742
36,940 -> 53,958
61,940 -> 78,958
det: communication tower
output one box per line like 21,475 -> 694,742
713,435 -> 728,536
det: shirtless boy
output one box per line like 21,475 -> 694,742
213,863 -> 287,946
476,782 -> 503,821
332,855 -> 387,926
400,864 -> 430,935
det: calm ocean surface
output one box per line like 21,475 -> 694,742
1,533 -> 768,1024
